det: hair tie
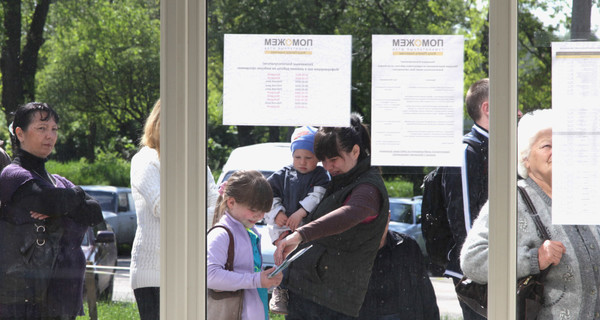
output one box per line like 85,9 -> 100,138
8,122 -> 14,136
218,181 -> 228,196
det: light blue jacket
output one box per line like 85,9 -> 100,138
207,212 -> 265,320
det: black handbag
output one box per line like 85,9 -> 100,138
207,225 -> 244,320
455,186 -> 551,319
0,218 -> 63,305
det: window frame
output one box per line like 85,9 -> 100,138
160,0 -> 517,319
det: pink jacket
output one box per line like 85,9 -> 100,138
207,212 -> 265,320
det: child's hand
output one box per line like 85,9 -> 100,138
286,208 -> 307,231
274,211 -> 288,227
260,268 -> 283,288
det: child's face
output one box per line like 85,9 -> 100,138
226,197 -> 265,228
292,149 -> 319,174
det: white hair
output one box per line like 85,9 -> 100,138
517,109 -> 553,179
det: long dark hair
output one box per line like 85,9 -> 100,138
314,113 -> 371,162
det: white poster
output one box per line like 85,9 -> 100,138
371,35 -> 464,167
552,41 -> 600,225
223,34 -> 351,127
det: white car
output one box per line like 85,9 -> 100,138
216,142 -> 292,185
388,196 -> 426,256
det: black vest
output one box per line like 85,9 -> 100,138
287,158 -> 390,317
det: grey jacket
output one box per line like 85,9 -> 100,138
461,178 -> 600,319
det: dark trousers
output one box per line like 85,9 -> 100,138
134,287 -> 160,320
286,290 -> 357,320
452,277 -> 487,320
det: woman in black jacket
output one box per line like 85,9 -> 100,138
0,102 -> 103,319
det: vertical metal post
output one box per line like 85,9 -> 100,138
488,0 -> 518,319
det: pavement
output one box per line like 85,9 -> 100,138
112,257 -> 135,303
430,277 -> 463,319
111,259 -> 463,318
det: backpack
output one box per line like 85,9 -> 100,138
421,135 -> 482,275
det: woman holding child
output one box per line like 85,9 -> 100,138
274,113 -> 390,319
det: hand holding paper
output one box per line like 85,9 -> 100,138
274,231 -> 303,265
269,245 -> 313,279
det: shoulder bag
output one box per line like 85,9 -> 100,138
455,186 -> 551,320
207,225 -> 244,320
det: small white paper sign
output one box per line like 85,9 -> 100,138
223,34 -> 351,127
370,35 -> 464,167
552,41 -> 600,225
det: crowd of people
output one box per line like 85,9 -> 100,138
0,77 -> 582,320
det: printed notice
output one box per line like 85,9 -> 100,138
552,41 -> 600,225
371,35 -> 464,167
223,34 -> 351,127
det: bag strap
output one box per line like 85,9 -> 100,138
517,186 -> 550,241
208,225 -> 235,271
517,186 -> 552,279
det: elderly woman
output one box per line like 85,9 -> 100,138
0,102 -> 103,319
461,109 -> 600,318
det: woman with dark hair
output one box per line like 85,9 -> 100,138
0,102 -> 103,319
274,113 -> 390,319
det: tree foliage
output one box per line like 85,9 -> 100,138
36,0 -> 160,162
0,0 -> 51,123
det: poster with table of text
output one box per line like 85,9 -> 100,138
371,35 -> 464,167
552,41 -> 600,225
223,34 -> 351,127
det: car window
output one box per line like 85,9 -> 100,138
128,192 -> 135,212
390,202 -> 413,224
86,191 -> 117,212
118,193 -> 129,212
415,203 -> 422,224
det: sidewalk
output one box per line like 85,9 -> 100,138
112,258 -> 135,303
431,277 -> 462,319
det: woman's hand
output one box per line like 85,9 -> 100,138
260,268 -> 283,288
274,231 -> 302,265
30,211 -> 49,220
538,240 -> 566,270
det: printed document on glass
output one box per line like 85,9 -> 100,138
552,41 -> 600,225
371,35 -> 464,167
223,34 -> 351,127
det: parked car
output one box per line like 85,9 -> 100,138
81,185 -> 137,247
216,142 -> 292,185
388,196 -> 426,256
82,224 -> 118,300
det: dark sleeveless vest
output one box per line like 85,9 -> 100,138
286,157 -> 390,317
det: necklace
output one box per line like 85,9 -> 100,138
31,169 -> 57,187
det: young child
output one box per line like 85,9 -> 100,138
264,126 -> 330,314
207,170 -> 283,320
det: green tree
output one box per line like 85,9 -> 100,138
36,0 -> 160,162
0,0 -> 52,124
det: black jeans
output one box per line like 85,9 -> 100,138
134,287 -> 160,320
286,290 -> 357,320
